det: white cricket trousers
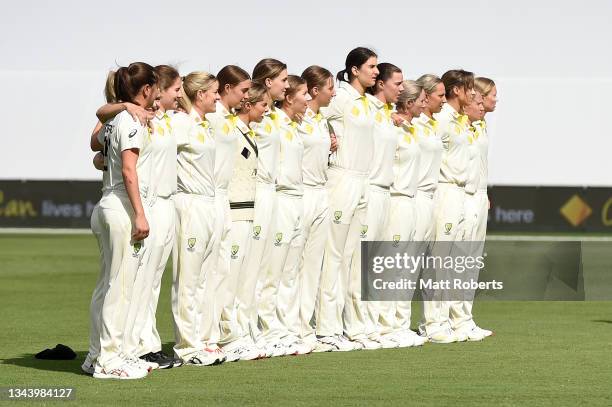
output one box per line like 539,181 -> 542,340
217,219 -> 252,345
235,182 -> 277,341
95,191 -> 150,371
449,189 -> 488,331
204,189 -> 232,345
278,186 -> 328,343
355,188 -> 393,338
87,202 -> 104,361
172,192 -> 216,360
385,194 -> 418,333
260,193 -> 303,342
316,166 -> 368,340
122,196 -> 175,357
294,186 -> 329,343
422,183 -> 466,336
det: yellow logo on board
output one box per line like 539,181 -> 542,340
560,195 -> 592,227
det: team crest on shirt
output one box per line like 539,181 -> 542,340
375,112 -> 383,123
187,238 -> 197,250
360,225 -> 368,239
333,210 -> 342,224
303,123 -> 313,134
351,106 -> 360,117
231,245 -> 239,259
132,242 -> 142,257
253,225 -> 262,240
444,223 -> 453,235
274,232 -> 283,246
392,234 -> 401,247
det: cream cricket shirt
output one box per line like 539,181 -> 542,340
275,108 -> 304,197
298,107 -> 331,188
98,110 -> 151,197
321,81 -> 374,173
173,109 -> 216,197
464,123 -> 480,195
390,121 -> 421,197
148,110 -> 177,198
251,107 -> 281,185
366,94 -> 398,189
413,113 -> 443,194
228,117 -> 258,221
206,101 -> 238,191
434,103 -> 472,186
472,120 -> 489,191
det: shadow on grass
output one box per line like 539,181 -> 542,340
1,351 -> 89,376
592,319 -> 612,324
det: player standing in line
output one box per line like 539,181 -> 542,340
222,83 -> 271,360
288,66 -> 336,353
472,77 -> 497,247
235,58 -> 288,357
354,62 -> 404,350
84,71 -> 150,376
87,62 -> 159,379
384,79 -> 428,347
171,71 -> 225,366
202,65 -> 252,358
450,88 -> 490,341
451,77 -> 497,340
261,75 -> 310,356
316,47 -> 378,351
424,69 -> 476,344
413,74 -> 445,242
92,65 -> 184,369
412,74 -> 445,341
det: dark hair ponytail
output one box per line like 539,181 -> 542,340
337,47 -> 377,83
114,62 -> 158,103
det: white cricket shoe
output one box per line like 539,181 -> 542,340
316,335 -> 356,352
410,331 -> 428,346
309,340 -> 334,353
428,329 -> 460,344
284,339 -> 313,356
473,326 -> 493,337
351,337 -> 383,350
184,348 -> 223,366
371,334 -> 399,349
93,360 -> 148,380
222,339 -> 263,362
81,353 -> 95,375
123,353 -> 157,371
456,326 -> 490,341
263,342 -> 287,358
451,329 -> 469,342
383,332 -> 414,348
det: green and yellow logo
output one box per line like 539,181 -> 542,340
187,238 -> 196,249
360,225 -> 368,238
393,234 -> 401,247
333,210 -> 342,223
231,244 -> 239,259
133,242 -> 142,255
274,232 -> 283,246
444,223 -> 453,235
253,225 -> 262,239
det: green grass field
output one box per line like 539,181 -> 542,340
1,234 -> 611,406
